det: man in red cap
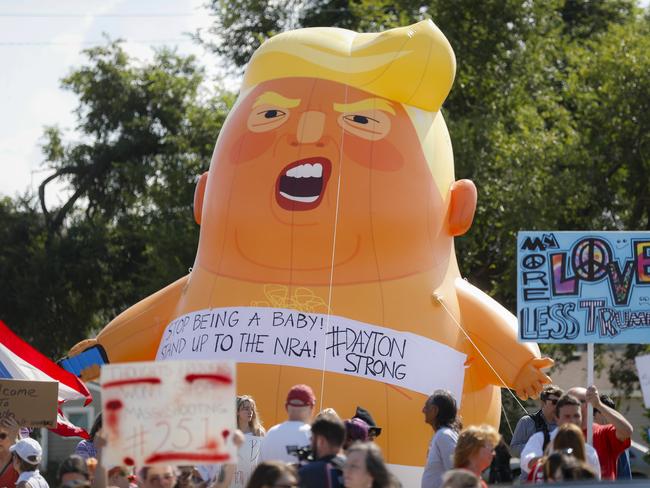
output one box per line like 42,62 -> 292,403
259,384 -> 316,463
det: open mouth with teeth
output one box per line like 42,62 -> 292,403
276,157 -> 332,210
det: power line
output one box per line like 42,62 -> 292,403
0,13 -> 213,18
0,39 -> 193,46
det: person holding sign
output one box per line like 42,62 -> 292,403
259,385 -> 314,464
567,385 -> 632,480
234,395 -> 266,487
0,418 -> 20,488
238,395 -> 266,437
140,466 -> 177,488
594,394 -> 632,480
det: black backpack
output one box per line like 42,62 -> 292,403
530,409 -> 551,450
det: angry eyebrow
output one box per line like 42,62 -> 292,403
253,91 -> 301,109
333,98 -> 396,115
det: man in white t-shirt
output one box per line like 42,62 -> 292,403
521,394 -> 600,479
11,438 -> 49,488
259,384 -> 315,464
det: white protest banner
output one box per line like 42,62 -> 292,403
232,434 -> 262,488
156,306 -> 466,402
635,354 -> 650,408
100,360 -> 236,467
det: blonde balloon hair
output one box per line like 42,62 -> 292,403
241,20 -> 458,197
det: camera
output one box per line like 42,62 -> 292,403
286,445 -> 313,463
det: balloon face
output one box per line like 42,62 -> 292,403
196,77 -> 446,286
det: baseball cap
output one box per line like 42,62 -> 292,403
354,406 -> 382,438
345,418 -> 369,443
10,437 -> 42,464
286,384 -> 316,407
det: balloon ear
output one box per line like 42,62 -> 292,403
447,179 -> 477,236
193,172 -> 209,225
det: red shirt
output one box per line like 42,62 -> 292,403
585,423 -> 630,480
0,460 -> 18,488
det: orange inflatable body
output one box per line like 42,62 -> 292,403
69,20 -> 552,483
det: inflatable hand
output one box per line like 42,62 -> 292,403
512,357 -> 554,400
62,339 -> 108,381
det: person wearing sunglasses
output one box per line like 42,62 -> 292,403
0,418 -> 21,488
509,384 -> 563,480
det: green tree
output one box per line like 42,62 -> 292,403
0,43 -> 233,357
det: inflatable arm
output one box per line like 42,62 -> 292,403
67,274 -> 189,380
455,278 -> 553,399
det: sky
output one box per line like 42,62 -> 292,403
0,0 -> 217,206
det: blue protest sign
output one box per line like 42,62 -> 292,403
517,231 -> 650,343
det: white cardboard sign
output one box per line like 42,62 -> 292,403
635,353 -> 650,408
156,306 -> 466,402
232,434 -> 262,488
100,360 -> 236,467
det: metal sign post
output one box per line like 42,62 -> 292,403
587,342 -> 594,446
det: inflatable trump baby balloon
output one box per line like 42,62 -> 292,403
68,20 -> 553,482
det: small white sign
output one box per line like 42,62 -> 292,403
232,434 -> 262,488
155,306 -> 466,402
100,360 -> 236,467
635,354 -> 650,408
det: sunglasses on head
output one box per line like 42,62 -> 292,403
550,447 -> 574,457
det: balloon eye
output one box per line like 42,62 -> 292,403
263,109 -> 285,119
344,114 -> 379,125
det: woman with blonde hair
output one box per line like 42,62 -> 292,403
453,425 -> 501,488
237,395 -> 266,436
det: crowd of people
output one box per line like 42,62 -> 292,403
0,382 -> 636,488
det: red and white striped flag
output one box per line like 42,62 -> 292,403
0,320 -> 92,438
